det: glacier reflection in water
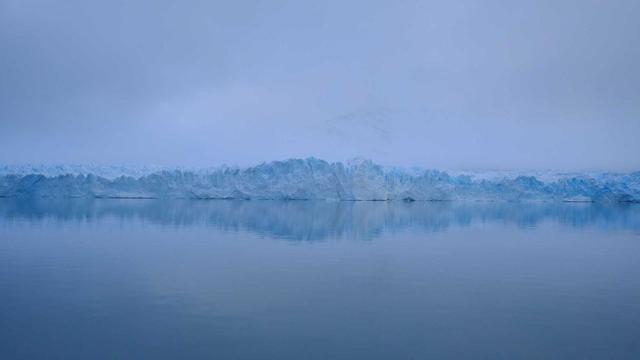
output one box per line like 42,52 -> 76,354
1,199 -> 640,360
1,198 -> 639,239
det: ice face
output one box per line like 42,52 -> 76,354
0,158 -> 639,202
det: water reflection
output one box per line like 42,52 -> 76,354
2,199 -> 640,360
1,199 -> 638,239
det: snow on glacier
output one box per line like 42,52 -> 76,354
0,158 -> 639,202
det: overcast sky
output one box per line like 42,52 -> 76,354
1,0 -> 639,170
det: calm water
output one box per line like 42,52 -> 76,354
1,199 -> 639,359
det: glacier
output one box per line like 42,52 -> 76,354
1,158 -> 639,202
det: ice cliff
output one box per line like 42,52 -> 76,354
1,158 -> 639,202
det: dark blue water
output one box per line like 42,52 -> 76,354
1,199 -> 640,359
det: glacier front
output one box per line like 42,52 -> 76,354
1,158 -> 639,202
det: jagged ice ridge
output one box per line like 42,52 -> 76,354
1,158 -> 639,202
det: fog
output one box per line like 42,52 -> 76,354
1,0 -> 639,170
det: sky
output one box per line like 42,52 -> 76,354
1,0 -> 639,170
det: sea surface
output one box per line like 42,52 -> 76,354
1,199 -> 639,359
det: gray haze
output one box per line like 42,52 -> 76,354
1,0 -> 639,170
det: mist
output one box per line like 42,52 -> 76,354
1,0 -> 639,170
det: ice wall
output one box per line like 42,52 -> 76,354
1,158 -> 638,202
